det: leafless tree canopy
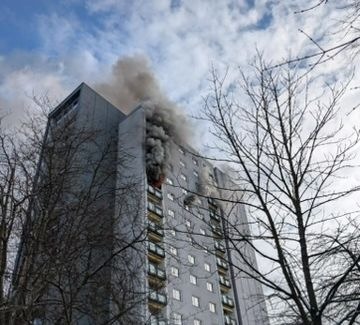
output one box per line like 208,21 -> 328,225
199,60 -> 360,325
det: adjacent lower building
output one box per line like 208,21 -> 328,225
12,83 -> 269,325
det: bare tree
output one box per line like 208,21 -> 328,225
0,102 -> 149,324
271,1 -> 360,69
198,60 -> 360,325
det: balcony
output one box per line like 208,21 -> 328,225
219,275 -> 231,291
148,242 -> 165,263
148,290 -> 167,312
148,184 -> 163,201
150,316 -> 167,325
214,241 -> 226,255
148,262 -> 166,288
211,224 -> 223,238
224,315 -> 237,325
222,294 -> 235,312
216,257 -> 228,274
208,197 -> 218,208
148,220 -> 164,242
148,202 -> 164,222
209,210 -> 221,222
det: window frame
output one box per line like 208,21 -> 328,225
204,262 -> 211,272
192,295 -> 200,307
189,274 -> 197,285
173,288 -> 181,301
171,266 -> 179,277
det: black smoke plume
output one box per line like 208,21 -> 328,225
96,55 -> 191,185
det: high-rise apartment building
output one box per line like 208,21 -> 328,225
13,83 -> 269,325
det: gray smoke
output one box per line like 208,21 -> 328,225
96,55 -> 191,184
197,165 -> 216,197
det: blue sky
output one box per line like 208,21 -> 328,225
0,0 -> 356,128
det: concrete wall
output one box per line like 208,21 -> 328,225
111,106 -> 147,324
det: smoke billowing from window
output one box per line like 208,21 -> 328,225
96,55 -> 191,185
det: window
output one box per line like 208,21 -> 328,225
204,263 -> 211,272
178,147 -> 185,154
193,158 -> 198,166
206,282 -> 213,292
166,177 -> 174,185
209,302 -> 216,313
180,160 -> 186,168
180,174 -> 187,181
193,170 -> 199,177
168,209 -> 175,218
192,296 -> 200,307
173,288 -> 181,301
188,255 -> 195,264
169,229 -> 176,236
167,193 -> 174,201
185,220 -> 191,228
171,266 -> 179,277
173,313 -> 182,325
194,320 -> 201,325
190,274 -> 197,285
182,188 -> 188,195
199,228 -> 206,235
184,204 -> 190,211
169,245 -> 178,256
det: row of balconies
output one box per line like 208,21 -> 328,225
147,185 -> 167,319
147,182 -> 236,322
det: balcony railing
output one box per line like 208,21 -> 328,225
219,275 -> 231,288
148,290 -> 167,305
148,202 -> 163,217
148,220 -> 164,237
215,241 -> 226,253
148,184 -> 163,200
224,315 -> 237,325
209,210 -> 221,222
148,262 -> 166,280
150,317 -> 167,325
208,197 -> 217,207
211,224 -> 223,237
148,242 -> 165,258
216,257 -> 228,270
222,294 -> 235,307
